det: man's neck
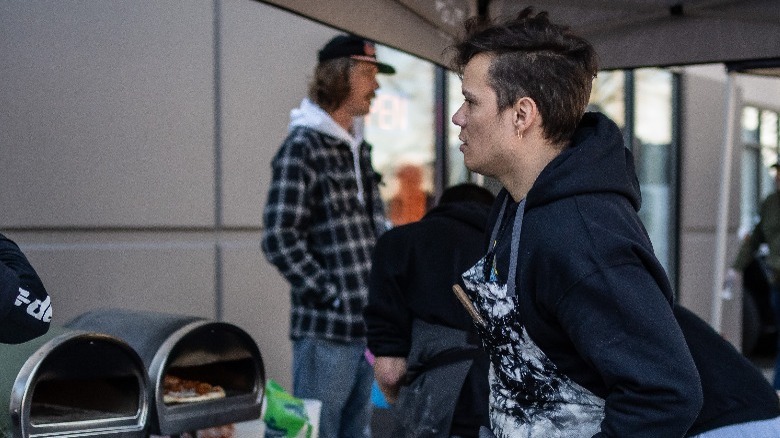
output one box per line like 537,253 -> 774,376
329,107 -> 354,133
501,138 -> 565,202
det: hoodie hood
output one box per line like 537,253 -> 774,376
424,201 -> 491,232
527,112 -> 641,212
288,98 -> 364,147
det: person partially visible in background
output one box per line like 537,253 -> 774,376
261,34 -> 395,438
1,232 -> 52,344
730,162 -> 780,389
386,163 -> 433,226
365,183 -> 494,437
673,304 -> 780,437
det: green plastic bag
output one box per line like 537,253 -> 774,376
262,380 -> 313,438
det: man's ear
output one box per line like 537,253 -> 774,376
512,97 -> 538,134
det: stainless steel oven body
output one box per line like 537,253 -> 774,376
0,326 -> 149,438
66,309 -> 265,435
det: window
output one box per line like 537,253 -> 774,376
365,46 -> 436,225
447,71 -> 470,186
633,69 -> 677,278
741,107 -> 762,234
445,71 -> 510,193
366,44 -> 680,283
589,69 -> 679,285
740,106 -> 780,234
589,70 -> 625,128
760,111 -> 779,201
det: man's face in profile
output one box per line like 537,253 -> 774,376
342,61 -> 379,117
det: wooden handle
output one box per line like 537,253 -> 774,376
452,284 -> 486,327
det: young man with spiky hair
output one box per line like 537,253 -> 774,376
450,9 -> 702,437
451,8 -> 780,437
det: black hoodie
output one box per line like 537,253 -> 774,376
0,233 -> 52,344
365,200 -> 492,436
463,112 -> 703,437
366,201 -> 492,353
675,305 -> 780,436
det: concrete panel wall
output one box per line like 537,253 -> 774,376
0,0 -> 341,391
21,238 -> 217,319
678,71 -> 744,346
221,240 -> 291,391
678,232 -> 741,343
4,0 -> 771,393
0,1 -> 216,228
220,2 -> 337,228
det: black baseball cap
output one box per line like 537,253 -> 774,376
318,35 -> 396,75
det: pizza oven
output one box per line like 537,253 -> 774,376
66,308 -> 265,436
0,326 -> 149,438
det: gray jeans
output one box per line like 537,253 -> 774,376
292,337 -> 373,438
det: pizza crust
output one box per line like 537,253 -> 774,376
163,388 -> 226,404
163,375 -> 226,404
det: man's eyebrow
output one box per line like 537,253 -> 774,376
462,90 -> 476,100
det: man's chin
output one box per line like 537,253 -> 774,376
463,157 -> 480,174
357,106 -> 372,117
463,158 -> 491,178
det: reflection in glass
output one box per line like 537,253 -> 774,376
740,149 -> 760,236
760,111 -> 778,148
740,108 -> 779,233
447,71 -> 469,186
634,68 -> 674,275
760,156 -> 776,201
760,111 -> 779,200
386,163 -> 434,226
635,69 -> 672,146
588,71 -> 625,129
742,106 -> 760,144
365,46 -> 435,221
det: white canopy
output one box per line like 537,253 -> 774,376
259,0 -> 780,71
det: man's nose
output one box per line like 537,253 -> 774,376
452,106 -> 464,126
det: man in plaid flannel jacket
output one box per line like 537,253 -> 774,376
261,35 -> 395,438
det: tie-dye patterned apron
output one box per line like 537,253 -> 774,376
461,197 -> 606,438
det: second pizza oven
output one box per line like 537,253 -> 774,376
66,309 -> 266,436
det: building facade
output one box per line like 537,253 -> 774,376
2,1 -> 779,389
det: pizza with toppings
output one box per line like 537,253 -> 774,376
163,375 -> 226,404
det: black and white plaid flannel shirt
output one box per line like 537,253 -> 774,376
262,125 -> 387,342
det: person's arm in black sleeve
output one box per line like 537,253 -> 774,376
364,229 -> 413,357
556,264 -> 702,438
364,228 -> 412,402
0,233 -> 52,344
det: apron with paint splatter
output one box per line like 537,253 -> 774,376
461,197 -> 606,438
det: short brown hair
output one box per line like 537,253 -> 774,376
451,8 -> 598,144
308,57 -> 354,113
